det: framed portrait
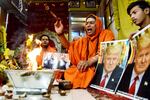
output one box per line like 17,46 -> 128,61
90,39 -> 130,92
116,25 -> 150,100
43,53 -> 70,70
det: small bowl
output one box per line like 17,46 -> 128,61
59,80 -> 73,90
59,90 -> 66,96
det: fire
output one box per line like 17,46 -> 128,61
27,48 -> 41,71
26,34 -> 42,71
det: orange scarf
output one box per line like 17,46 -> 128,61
64,14 -> 115,88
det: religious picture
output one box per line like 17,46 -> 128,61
43,53 -> 70,70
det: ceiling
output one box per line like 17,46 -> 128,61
0,0 -> 102,33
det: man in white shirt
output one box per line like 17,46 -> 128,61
127,1 -> 150,39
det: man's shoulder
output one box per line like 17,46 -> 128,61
143,65 -> 150,78
112,66 -> 123,76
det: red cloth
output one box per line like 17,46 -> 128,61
128,76 -> 139,95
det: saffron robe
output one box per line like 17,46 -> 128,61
65,14 -> 115,88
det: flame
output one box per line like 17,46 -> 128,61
26,34 -> 34,48
26,34 -> 42,71
28,34 -> 33,40
27,47 -> 41,71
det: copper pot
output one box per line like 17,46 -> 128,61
59,80 -> 72,90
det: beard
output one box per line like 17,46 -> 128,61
41,44 -> 49,48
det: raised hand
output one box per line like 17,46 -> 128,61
54,19 -> 64,35
44,4 -> 64,35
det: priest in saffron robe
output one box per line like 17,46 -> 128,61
36,34 -> 56,68
54,14 -> 115,88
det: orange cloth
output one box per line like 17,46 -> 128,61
36,46 -> 56,67
64,14 -> 115,88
